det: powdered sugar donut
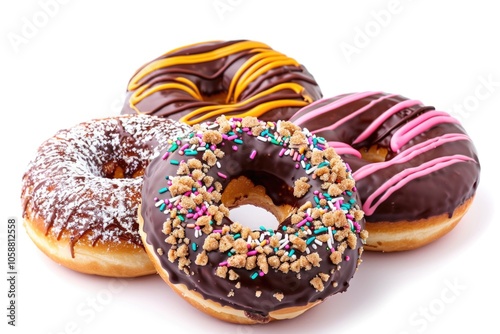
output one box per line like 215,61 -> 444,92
21,115 -> 191,277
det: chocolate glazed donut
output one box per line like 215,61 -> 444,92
121,40 -> 322,125
290,92 -> 480,252
138,117 -> 367,323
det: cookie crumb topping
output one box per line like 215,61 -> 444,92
151,116 -> 367,308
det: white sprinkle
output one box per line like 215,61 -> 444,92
216,161 -> 221,169
306,166 -> 318,175
257,136 -> 268,142
169,195 -> 181,203
279,240 -> 289,250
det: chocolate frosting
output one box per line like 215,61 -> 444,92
121,40 -> 322,125
290,92 -> 481,222
140,118 -> 366,320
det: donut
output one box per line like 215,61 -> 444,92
121,40 -> 322,125
21,115 -> 191,277
138,116 -> 368,324
289,92 -> 481,252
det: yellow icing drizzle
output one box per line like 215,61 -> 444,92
180,83 -> 313,124
127,40 -> 314,125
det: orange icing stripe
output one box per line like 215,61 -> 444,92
179,82 -> 308,124
129,82 -> 202,113
128,41 -> 271,90
234,56 -> 300,101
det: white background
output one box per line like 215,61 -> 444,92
2,0 -> 499,333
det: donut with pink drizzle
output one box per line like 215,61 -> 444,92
290,92 -> 480,252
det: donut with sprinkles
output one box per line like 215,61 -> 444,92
138,116 -> 368,324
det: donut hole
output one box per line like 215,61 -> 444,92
358,145 -> 389,163
229,205 -> 279,231
101,160 -> 145,179
221,175 -> 294,231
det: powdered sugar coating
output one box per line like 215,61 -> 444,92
21,115 -> 191,254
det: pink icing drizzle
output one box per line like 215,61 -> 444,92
362,154 -> 475,215
291,91 -> 381,126
310,93 -> 397,134
327,141 -> 361,158
352,99 -> 422,145
390,111 -> 461,152
353,133 -> 471,180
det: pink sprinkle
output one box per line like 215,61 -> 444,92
162,152 -> 170,160
222,134 -> 229,140
313,191 -> 319,195
250,150 -> 257,159
180,143 -> 189,151
213,229 -> 223,233
219,261 -> 228,266
247,250 -> 258,256
227,135 -> 238,141
259,271 -> 265,277
193,213 -> 199,220
295,163 -> 300,169
247,244 -> 252,249
210,145 -> 217,151
186,213 -> 194,218
345,256 -> 350,261
232,145 -> 238,151
293,152 -> 299,161
285,244 -> 290,250
195,226 -> 201,230
296,219 -> 308,228
207,186 -> 214,193
279,148 -> 286,157
217,172 -> 228,179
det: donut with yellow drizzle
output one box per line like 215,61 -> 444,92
121,40 -> 322,125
